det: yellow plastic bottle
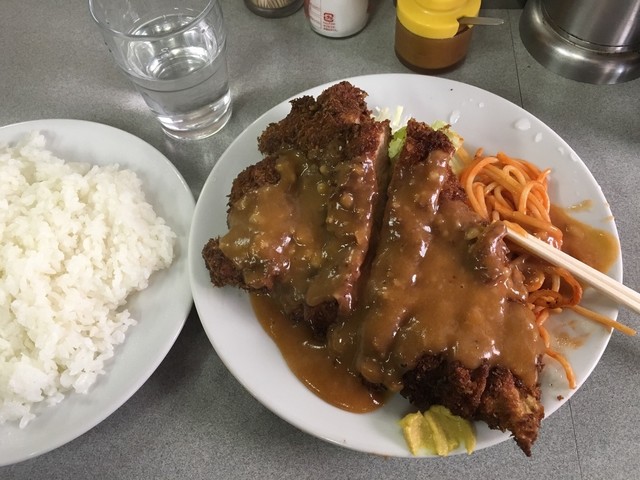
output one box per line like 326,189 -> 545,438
395,0 -> 481,71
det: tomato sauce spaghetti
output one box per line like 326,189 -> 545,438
458,149 -> 633,388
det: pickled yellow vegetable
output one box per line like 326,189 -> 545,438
399,405 -> 476,456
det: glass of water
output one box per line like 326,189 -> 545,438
89,0 -> 232,140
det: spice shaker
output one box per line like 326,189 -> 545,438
304,0 -> 370,38
245,0 -> 304,18
395,0 -> 480,71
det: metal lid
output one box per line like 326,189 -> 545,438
520,0 -> 640,84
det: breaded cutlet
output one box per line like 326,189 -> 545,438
203,81 -> 391,337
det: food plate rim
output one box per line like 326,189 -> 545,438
189,73 -> 621,458
0,118 -> 195,466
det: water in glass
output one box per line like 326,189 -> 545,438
124,14 -> 231,139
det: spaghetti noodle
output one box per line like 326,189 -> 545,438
458,149 -> 627,389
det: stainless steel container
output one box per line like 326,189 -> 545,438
520,0 -> 640,84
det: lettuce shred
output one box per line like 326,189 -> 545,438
388,126 -> 407,161
373,107 -> 466,169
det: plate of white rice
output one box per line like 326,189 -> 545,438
0,119 -> 194,466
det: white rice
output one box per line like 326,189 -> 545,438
0,132 -> 176,428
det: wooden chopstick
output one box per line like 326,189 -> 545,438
504,225 -> 640,318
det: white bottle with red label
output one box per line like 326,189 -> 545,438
304,0 -> 369,38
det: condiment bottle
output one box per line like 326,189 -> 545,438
395,0 -> 480,71
304,0 -> 370,38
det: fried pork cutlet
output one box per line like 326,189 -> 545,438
202,81 -> 391,337
203,82 -> 547,455
328,119 -> 545,456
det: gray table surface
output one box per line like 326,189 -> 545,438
1,0 -> 639,478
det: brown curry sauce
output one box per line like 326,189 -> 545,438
229,149 -> 618,413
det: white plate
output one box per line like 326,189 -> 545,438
189,74 -> 621,457
0,119 -> 195,466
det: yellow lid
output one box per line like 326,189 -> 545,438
397,0 -> 481,39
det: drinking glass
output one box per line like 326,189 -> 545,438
89,0 -> 232,140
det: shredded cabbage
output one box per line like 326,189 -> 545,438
388,126 -> 407,160
373,107 -> 466,169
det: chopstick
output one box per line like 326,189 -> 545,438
504,225 -> 640,322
